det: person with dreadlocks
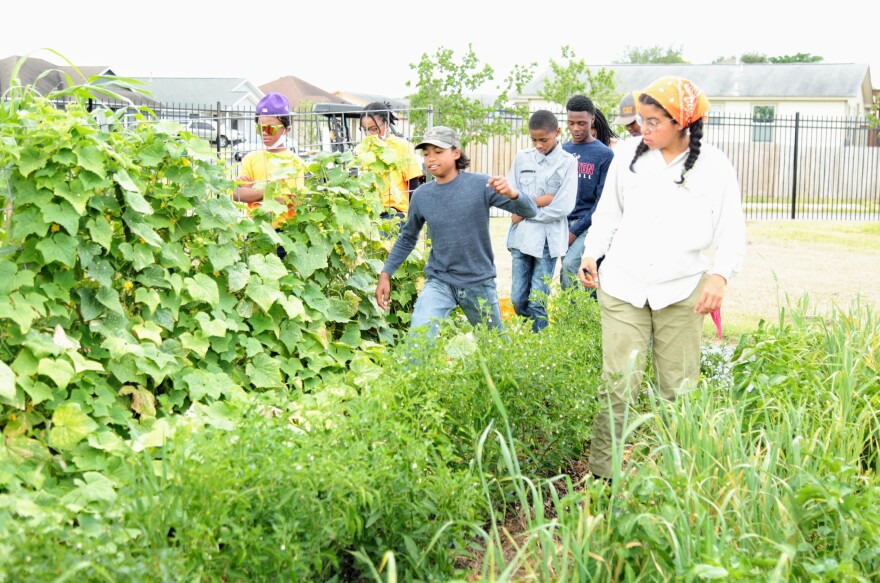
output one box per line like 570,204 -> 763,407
359,101 -> 425,219
559,95 -> 614,291
591,108 -> 619,149
578,76 -> 746,484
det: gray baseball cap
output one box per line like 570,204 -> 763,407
415,126 -> 460,150
616,92 -> 639,126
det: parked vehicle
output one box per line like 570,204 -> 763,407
312,103 -> 363,153
176,118 -> 240,147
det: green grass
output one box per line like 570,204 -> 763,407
746,220 -> 880,247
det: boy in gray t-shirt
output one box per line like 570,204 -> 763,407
375,126 -> 537,336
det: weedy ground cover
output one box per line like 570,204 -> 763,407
467,301 -> 880,582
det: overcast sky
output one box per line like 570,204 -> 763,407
2,1 -> 876,99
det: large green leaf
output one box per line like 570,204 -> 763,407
77,471 -> 118,503
96,286 -> 124,314
0,361 -> 16,401
37,357 -> 75,389
41,201 -> 80,235
0,292 -> 39,332
56,179 -> 93,215
36,233 -> 77,267
184,273 -> 220,306
246,352 -> 282,389
87,215 -> 114,250
48,403 -> 98,451
288,241 -> 329,278
18,145 -> 48,177
327,298 -> 354,323
86,259 -> 115,288
75,145 -> 107,177
134,287 -> 161,312
123,242 -> 157,271
207,244 -> 239,272
127,220 -> 163,248
277,294 -> 306,319
0,263 -> 35,295
197,198 -> 244,231
10,207 -> 49,239
249,254 -> 288,280
133,321 -> 164,345
137,141 -> 168,167
113,168 -> 140,192
20,377 -> 53,405
182,369 -> 238,401
195,312 -> 228,337
77,170 -> 109,193
334,204 -> 371,232
76,288 -> 105,321
226,262 -> 250,292
179,331 -> 210,357
245,281 -> 282,310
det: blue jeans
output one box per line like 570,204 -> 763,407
561,231 -> 598,299
510,242 -> 556,332
560,231 -> 586,290
410,278 -> 503,337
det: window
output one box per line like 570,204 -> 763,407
708,102 -> 724,125
752,105 -> 775,143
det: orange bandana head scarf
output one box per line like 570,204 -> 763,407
643,76 -> 710,128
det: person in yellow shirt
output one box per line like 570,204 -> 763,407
358,101 -> 424,219
234,92 -> 305,216
234,92 -> 305,257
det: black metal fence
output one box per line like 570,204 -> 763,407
25,99 -> 880,220
705,113 -> 880,220
474,112 -> 880,220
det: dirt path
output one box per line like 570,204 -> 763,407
490,218 -> 880,334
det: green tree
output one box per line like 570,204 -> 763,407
406,44 -> 535,146
740,52 -> 769,64
615,45 -> 688,64
712,55 -> 737,64
769,52 -> 824,63
538,45 -> 619,115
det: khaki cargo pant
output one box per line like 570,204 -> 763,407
588,280 -> 705,479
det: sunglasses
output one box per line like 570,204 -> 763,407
257,123 -> 286,136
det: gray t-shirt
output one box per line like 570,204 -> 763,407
382,172 -> 538,287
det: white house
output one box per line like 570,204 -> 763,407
517,63 -> 875,121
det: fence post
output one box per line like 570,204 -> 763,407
216,101 -> 223,157
790,112 -> 800,219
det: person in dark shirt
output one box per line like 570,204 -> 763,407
375,126 -> 538,337
560,95 -> 614,291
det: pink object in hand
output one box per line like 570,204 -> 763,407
710,308 -> 722,339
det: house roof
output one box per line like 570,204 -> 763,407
130,77 -> 262,108
0,55 -> 156,106
259,76 -> 349,110
58,65 -> 116,79
521,63 -> 873,103
332,91 -> 409,109
0,55 -> 67,95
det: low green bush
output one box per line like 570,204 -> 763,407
375,286 -> 604,479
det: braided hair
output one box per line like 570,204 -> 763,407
628,94 -> 703,185
360,101 -> 402,137
592,108 -> 618,147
